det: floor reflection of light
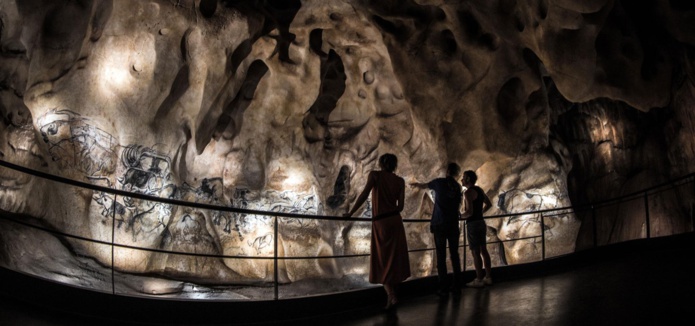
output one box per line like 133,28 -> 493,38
142,279 -> 183,295
187,290 -> 212,300
485,276 -> 576,325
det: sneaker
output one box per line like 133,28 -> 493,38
483,277 -> 493,285
466,278 -> 485,288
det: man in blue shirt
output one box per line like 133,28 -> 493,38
411,163 -> 463,294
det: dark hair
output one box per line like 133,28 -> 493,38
379,153 -> 398,173
463,170 -> 477,184
446,162 -> 461,177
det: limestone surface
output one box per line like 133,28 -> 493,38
0,0 -> 694,297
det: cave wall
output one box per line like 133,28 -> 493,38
554,76 -> 695,247
0,0 -> 694,296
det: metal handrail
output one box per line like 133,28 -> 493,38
0,159 -> 365,221
1,158 -> 694,300
2,158 -> 693,222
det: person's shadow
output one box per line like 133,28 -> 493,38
432,295 -> 450,326
465,288 -> 491,325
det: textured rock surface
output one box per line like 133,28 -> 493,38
1,0 -> 694,297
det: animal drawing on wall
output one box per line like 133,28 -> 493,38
273,189 -> 320,229
180,178 -> 239,236
180,178 -> 224,203
248,233 -> 273,255
37,110 -> 118,178
229,187 -> 254,234
36,110 -> 177,241
118,144 -> 174,196
114,145 -> 177,241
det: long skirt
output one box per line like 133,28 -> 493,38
369,214 -> 411,284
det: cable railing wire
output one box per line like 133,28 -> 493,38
2,158 -> 693,223
1,158 -> 692,259
1,158 -> 694,299
0,158 -> 548,261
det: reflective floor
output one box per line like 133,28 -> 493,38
324,235 -> 695,326
2,233 -> 694,325
333,251 -> 694,326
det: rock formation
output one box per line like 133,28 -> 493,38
0,0 -> 693,297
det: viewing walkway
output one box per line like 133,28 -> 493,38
2,231 -> 693,325
1,159 -> 694,325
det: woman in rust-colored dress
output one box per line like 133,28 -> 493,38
344,153 -> 411,309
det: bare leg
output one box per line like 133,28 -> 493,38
481,246 -> 492,278
471,247 -> 484,280
384,283 -> 398,308
384,283 -> 393,298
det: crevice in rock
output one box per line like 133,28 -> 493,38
538,0 -> 548,20
456,9 -> 497,51
513,11 -> 525,32
497,77 -> 524,126
199,0 -> 217,18
153,65 -> 190,122
327,165 -> 351,209
89,0 -> 112,42
438,29 -> 457,57
228,39 -> 253,75
214,60 -> 269,141
223,0 -> 302,64
309,29 -> 326,57
304,49 -> 346,149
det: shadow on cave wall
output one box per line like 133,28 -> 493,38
550,78 -> 695,248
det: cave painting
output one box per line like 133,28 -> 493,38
2,0 -> 695,297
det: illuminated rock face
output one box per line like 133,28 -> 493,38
0,0 -> 694,293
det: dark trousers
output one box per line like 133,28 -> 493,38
432,225 -> 461,288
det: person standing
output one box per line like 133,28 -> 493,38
410,162 -> 463,294
461,170 -> 493,287
344,153 -> 411,309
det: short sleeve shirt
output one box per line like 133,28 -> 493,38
428,177 -> 463,227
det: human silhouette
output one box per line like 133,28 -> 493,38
344,153 -> 411,309
410,163 -> 463,294
461,170 -> 493,287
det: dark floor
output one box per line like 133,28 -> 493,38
2,233 -> 694,326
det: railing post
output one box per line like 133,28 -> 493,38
462,220 -> 467,272
274,215 -> 279,300
644,192 -> 650,239
592,205 -> 597,248
540,212 -> 546,261
111,194 -> 117,295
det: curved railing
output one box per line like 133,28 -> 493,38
0,159 -> 694,300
